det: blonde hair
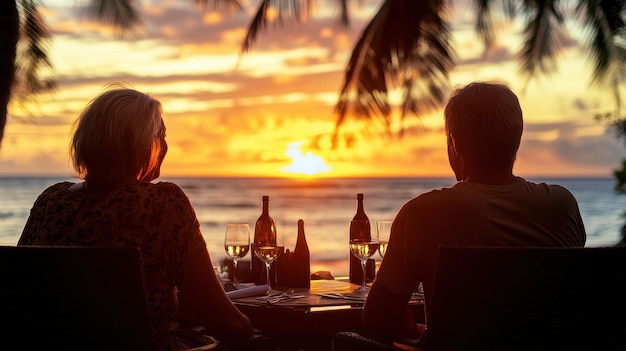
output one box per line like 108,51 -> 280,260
444,82 -> 523,170
70,87 -> 166,192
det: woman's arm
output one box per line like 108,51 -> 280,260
161,182 -> 253,340
175,246 -> 254,341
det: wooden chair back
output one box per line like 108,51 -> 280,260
0,245 -> 155,350
423,246 -> 626,351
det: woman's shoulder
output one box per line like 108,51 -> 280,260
47,181 -> 74,190
38,181 -> 74,198
130,181 -> 193,207
126,180 -> 181,192
141,181 -> 187,197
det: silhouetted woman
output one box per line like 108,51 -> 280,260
19,87 -> 254,350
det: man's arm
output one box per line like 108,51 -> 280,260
362,280 -> 420,341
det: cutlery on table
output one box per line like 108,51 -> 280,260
267,294 -> 306,304
318,293 -> 364,301
256,289 -> 293,301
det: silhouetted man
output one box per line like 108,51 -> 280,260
363,81 -> 586,342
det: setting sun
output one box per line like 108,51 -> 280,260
281,141 -> 331,177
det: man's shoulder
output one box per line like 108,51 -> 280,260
398,185 -> 467,217
404,184 -> 465,204
517,178 -> 577,201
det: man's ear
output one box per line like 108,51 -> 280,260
449,133 -> 461,159
447,133 -> 465,181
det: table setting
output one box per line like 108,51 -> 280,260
217,214 -> 425,351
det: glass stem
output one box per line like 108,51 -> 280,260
232,259 -> 238,284
265,262 -> 271,294
361,259 -> 367,287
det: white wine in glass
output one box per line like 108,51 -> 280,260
224,223 -> 250,284
376,220 -> 392,258
350,242 -> 380,260
349,219 -> 379,292
254,244 -> 279,295
377,241 -> 389,258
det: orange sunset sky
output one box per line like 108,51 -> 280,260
1,0 -> 625,178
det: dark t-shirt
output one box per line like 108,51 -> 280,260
376,177 -> 586,308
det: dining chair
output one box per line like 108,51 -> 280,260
0,245 -> 274,351
333,245 -> 626,351
0,245 -> 156,350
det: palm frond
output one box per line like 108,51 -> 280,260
503,0 -> 518,18
335,1 -> 391,129
241,0 -> 270,54
575,0 -> 626,97
0,0 -> 19,146
398,3 -> 453,135
87,0 -> 141,30
517,0 -> 566,78
335,0 -> 454,134
241,0 -> 351,53
611,43 -> 626,111
334,0 -> 350,27
193,0 -> 243,12
241,0 -> 313,53
472,0 -> 495,49
16,0 -> 56,99
400,20 -> 454,124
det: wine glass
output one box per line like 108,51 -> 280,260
349,219 -> 379,292
253,223 -> 278,295
224,224 -> 250,285
376,220 -> 392,258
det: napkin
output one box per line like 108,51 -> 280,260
226,284 -> 268,300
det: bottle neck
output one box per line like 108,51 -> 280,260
356,201 -> 364,213
295,220 -> 308,254
261,196 -> 269,215
297,223 -> 306,242
355,194 -> 365,216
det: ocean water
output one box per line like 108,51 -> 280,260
1,176 -> 624,277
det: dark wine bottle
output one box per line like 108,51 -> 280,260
270,246 -> 283,286
292,219 -> 311,288
251,195 -> 276,285
349,193 -> 375,284
277,248 -> 293,287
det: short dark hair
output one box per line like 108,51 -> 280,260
70,87 -> 166,191
444,82 -> 523,170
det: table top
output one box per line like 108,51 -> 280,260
231,279 -> 424,337
233,280 -> 370,309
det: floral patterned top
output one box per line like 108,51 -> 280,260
19,181 -> 207,350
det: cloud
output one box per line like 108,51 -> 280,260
518,121 -> 625,176
5,0 -> 622,178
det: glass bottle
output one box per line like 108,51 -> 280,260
277,248 -> 293,287
292,219 -> 311,288
349,193 -> 375,284
251,195 -> 277,285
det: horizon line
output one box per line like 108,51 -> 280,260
0,173 -> 616,180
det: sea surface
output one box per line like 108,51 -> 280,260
1,176 -> 625,277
